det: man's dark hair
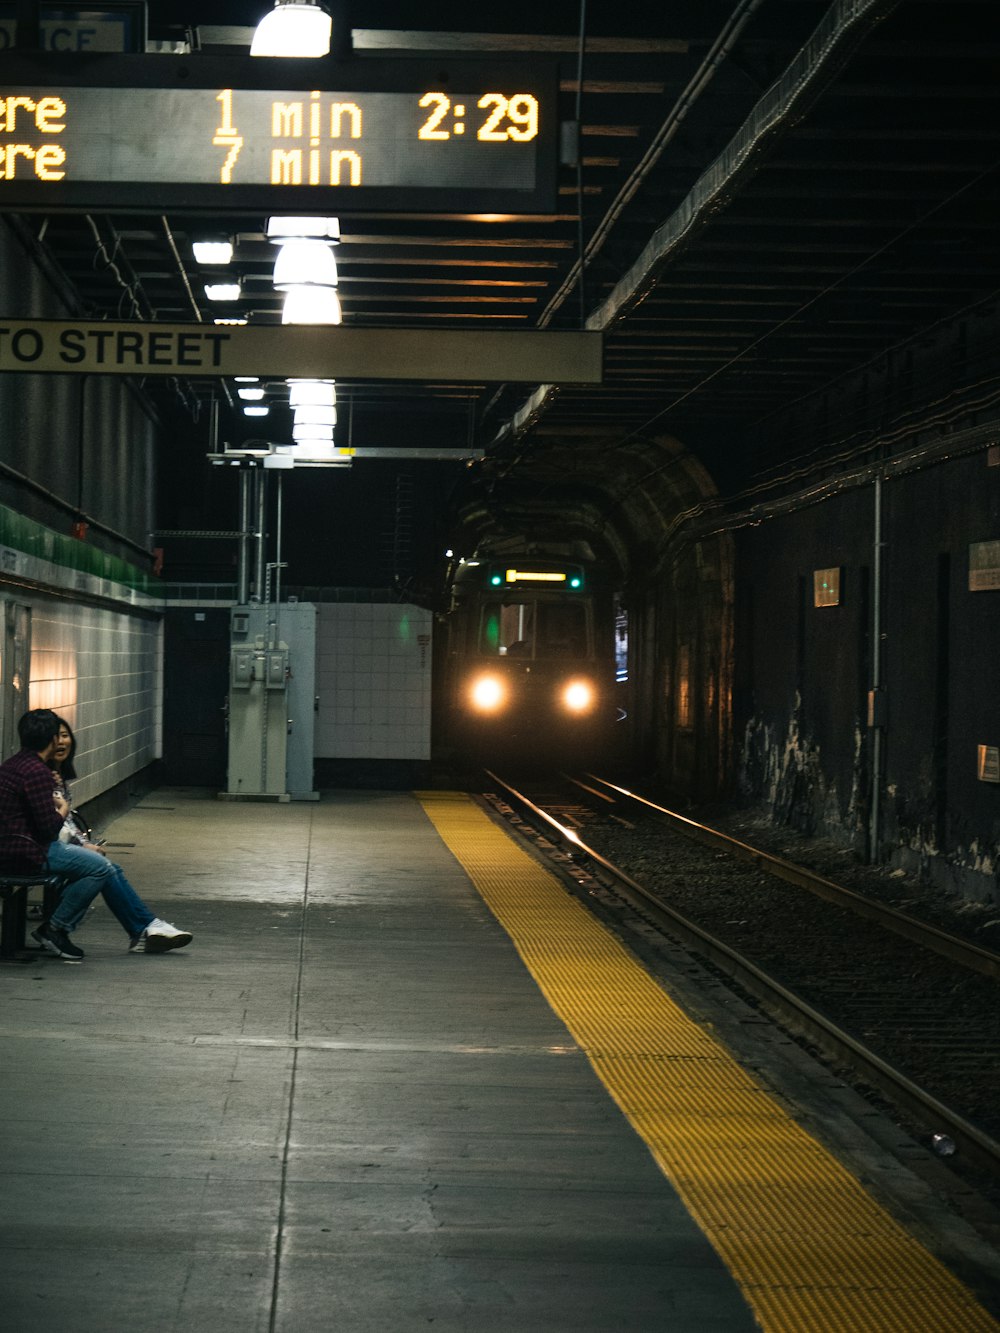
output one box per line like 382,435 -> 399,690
17,709 -> 61,752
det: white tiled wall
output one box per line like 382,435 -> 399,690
27,601 -> 162,804
315,603 -> 431,760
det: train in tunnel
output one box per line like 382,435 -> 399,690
436,551 -> 622,768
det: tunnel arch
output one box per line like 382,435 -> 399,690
446,431 -> 735,793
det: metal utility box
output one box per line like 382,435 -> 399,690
224,602 -> 318,801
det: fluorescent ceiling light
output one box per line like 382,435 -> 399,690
266,216 -> 340,242
293,404 -> 337,427
244,406 -> 270,417
282,285 -> 342,325
273,239 -> 338,290
205,282 -> 241,301
214,317 -> 247,326
192,240 -> 233,265
288,378 -> 336,407
292,422 -> 335,443
238,387 -> 266,401
234,376 -> 259,383
251,0 -> 332,57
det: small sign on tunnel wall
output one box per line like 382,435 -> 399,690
969,540 -> 1000,591
977,745 -> 1000,783
813,567 -> 841,607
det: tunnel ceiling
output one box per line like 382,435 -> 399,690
7,0 -> 1000,575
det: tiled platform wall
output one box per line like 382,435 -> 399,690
27,599 -> 162,804
315,602 -> 432,761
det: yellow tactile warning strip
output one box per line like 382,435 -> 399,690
416,791 -> 999,1333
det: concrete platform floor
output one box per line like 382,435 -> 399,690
0,788 -> 758,1332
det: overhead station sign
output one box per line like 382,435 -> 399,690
0,52 -> 558,212
0,319 -> 603,383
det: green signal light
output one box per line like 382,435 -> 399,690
569,577 -> 582,589
490,574 -> 502,586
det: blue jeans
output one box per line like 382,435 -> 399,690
45,841 -> 155,940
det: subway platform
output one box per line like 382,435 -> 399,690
1,788 -> 999,1332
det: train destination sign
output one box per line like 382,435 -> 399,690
0,53 -> 557,212
0,319 -> 604,383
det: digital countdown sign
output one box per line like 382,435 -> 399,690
0,53 -> 557,212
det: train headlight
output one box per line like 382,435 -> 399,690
470,674 -> 506,713
562,679 -> 595,714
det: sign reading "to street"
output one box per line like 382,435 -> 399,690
0,319 -> 604,384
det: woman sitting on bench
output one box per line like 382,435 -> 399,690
40,715 -> 193,961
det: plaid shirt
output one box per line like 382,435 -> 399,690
0,748 -> 65,872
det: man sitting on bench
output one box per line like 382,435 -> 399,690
0,709 -> 74,956
0,709 -> 192,962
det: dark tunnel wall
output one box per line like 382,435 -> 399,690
735,489 -> 873,848
732,443 -> 1000,898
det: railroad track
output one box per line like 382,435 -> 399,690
481,768 -> 1000,1204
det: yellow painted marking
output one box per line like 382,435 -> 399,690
416,792 -> 999,1333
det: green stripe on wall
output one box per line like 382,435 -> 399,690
0,502 -> 158,595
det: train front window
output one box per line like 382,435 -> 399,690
480,600 -> 588,659
537,603 -> 587,658
481,601 -> 534,656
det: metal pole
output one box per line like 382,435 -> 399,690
869,474 -> 884,862
255,467 -> 267,602
275,470 -> 283,640
237,469 -> 251,605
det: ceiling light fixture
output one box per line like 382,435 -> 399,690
192,239 -> 233,265
244,406 -> 270,417
266,216 -> 340,243
288,378 -> 337,407
293,404 -> 337,427
238,387 -> 266,401
282,284 -> 342,325
292,422 -> 335,443
204,282 -> 241,301
273,238 -> 339,290
250,0 -> 332,58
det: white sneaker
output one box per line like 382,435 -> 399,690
135,918 -> 193,954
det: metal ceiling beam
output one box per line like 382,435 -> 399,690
493,0 -> 905,448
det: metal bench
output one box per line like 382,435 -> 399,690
0,874 -> 67,960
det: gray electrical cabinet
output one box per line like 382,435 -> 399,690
224,602 -> 318,801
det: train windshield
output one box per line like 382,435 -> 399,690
480,600 -> 589,659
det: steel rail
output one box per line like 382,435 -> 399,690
484,769 -> 1000,1181
580,773 -> 1000,983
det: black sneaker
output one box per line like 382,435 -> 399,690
31,922 -> 85,960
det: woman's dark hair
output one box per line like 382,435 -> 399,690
16,709 -> 60,752
51,714 -> 78,780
